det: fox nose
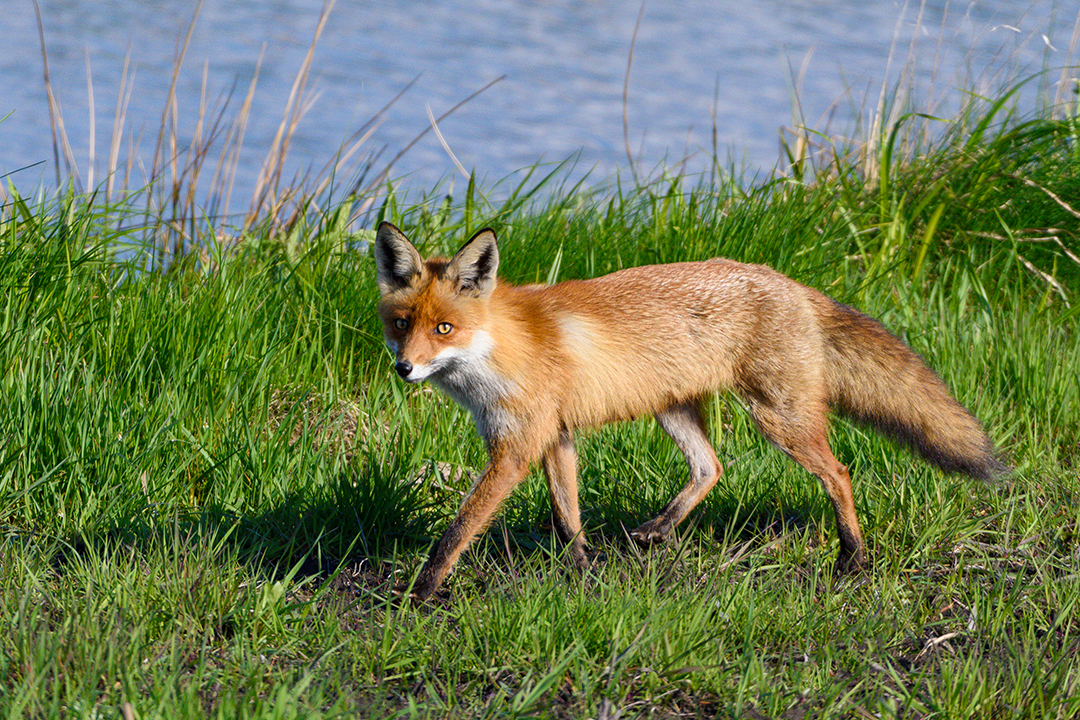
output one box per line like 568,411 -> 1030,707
394,360 -> 413,379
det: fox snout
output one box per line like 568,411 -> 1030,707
393,357 -> 433,383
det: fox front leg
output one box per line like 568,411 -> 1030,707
409,448 -> 530,602
541,428 -> 589,569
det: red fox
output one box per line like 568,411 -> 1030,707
373,221 -> 1007,601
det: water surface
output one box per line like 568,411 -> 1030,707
2,1 -> 1074,213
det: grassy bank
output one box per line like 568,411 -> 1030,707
2,77 -> 1080,718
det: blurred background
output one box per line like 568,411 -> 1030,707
2,0 -> 1074,205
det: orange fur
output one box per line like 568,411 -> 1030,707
373,222 -> 1007,601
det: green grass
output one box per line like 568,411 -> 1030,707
3,69 -> 1080,718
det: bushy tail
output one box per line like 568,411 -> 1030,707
818,298 -> 1009,480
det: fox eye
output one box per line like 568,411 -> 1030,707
393,318 -> 409,330
435,322 -> 453,335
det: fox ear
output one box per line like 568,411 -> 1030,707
448,228 -> 499,298
373,222 -> 424,295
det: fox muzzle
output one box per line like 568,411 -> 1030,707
394,360 -> 413,379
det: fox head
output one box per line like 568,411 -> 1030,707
373,222 -> 499,384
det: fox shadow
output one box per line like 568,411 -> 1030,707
46,459 -> 442,599
47,455 -> 834,605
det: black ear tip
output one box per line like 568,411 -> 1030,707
469,227 -> 499,245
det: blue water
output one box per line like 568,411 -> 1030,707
2,0 -> 1076,215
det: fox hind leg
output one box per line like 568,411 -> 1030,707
792,438 -> 866,571
746,394 -> 867,571
542,429 -> 589,569
631,401 -> 724,546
